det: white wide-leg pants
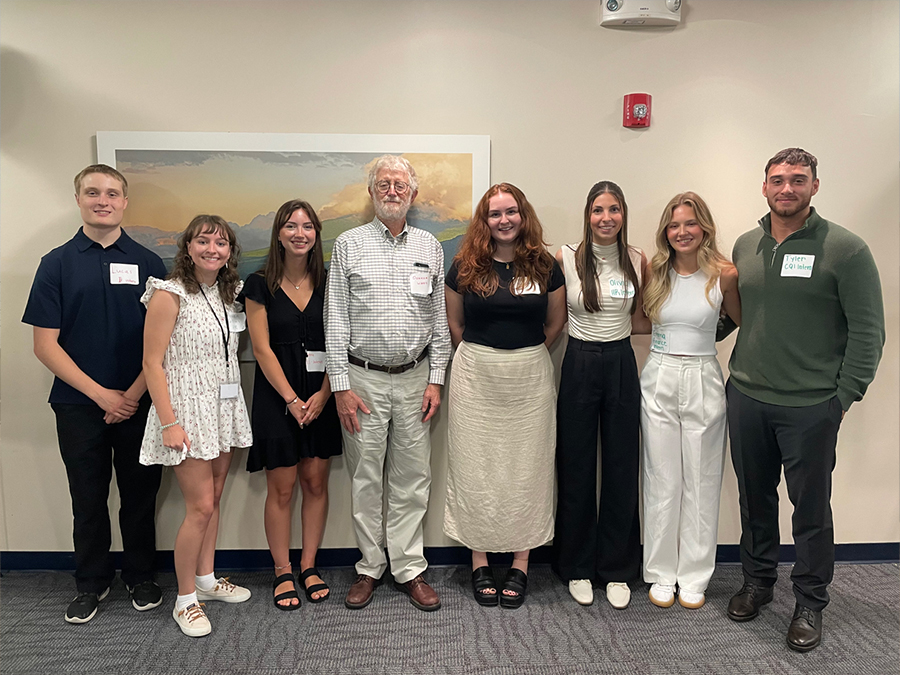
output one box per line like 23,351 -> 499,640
640,351 -> 726,593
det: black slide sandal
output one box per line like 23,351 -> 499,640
273,572 -> 301,611
299,567 -> 330,603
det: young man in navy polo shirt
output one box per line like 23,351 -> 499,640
23,164 -> 167,624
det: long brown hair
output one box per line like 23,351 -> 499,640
576,181 -> 640,314
453,183 -> 554,297
642,192 -> 733,324
169,215 -> 242,304
258,200 -> 325,295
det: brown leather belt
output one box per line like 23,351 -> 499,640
347,349 -> 428,375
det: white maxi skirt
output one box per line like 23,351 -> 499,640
442,341 -> 556,552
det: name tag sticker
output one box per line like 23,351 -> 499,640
513,280 -> 541,295
110,263 -> 139,285
219,382 -> 240,400
227,311 -> 247,333
609,278 -> 635,299
306,350 -> 326,372
651,328 -> 669,353
409,272 -> 432,296
781,254 -> 815,278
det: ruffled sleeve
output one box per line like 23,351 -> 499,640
141,277 -> 188,306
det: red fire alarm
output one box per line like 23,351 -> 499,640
623,93 -> 651,128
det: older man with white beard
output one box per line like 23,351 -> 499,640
325,155 -> 451,611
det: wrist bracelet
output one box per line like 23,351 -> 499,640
285,397 -> 299,415
160,421 -> 179,430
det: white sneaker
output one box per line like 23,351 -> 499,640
196,577 -> 251,604
173,602 -> 211,637
648,583 -> 676,608
568,579 -> 594,605
678,588 -> 706,609
606,582 -> 631,609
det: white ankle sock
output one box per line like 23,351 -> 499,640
195,573 -> 217,591
176,592 -> 198,612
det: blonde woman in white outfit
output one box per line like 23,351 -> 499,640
637,192 -> 741,610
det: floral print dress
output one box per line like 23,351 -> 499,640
139,277 -> 252,466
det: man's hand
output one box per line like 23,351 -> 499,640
421,383 -> 442,423
95,388 -> 139,420
335,389 -> 370,434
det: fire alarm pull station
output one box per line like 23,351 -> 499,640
623,93 -> 651,128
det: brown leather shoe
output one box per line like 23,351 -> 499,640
394,575 -> 441,611
344,574 -> 381,609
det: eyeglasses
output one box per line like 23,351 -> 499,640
374,180 -> 410,195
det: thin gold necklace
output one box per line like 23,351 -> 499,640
284,270 -> 308,290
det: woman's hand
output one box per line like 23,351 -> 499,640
162,424 -> 191,452
286,397 -> 307,427
298,390 -> 327,427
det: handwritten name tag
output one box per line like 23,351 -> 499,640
110,263 -> 139,285
609,278 -> 635,299
409,272 -> 432,296
651,328 -> 669,353
781,254 -> 815,278
513,280 -> 541,295
227,311 -> 247,333
306,351 -> 326,372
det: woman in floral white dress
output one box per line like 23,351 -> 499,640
141,215 -> 253,638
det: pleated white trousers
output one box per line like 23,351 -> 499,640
640,351 -> 727,593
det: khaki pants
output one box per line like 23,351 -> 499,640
342,359 -> 432,583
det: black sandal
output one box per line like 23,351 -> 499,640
273,572 -> 301,611
500,568 -> 528,610
299,567 -> 330,603
472,566 -> 498,607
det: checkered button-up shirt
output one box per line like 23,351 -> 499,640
325,218 -> 451,392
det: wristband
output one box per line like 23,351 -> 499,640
160,421 -> 179,430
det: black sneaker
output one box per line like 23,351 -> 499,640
127,580 -> 163,611
65,587 -> 109,624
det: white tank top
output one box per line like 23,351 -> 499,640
561,242 -> 643,343
651,268 -> 722,356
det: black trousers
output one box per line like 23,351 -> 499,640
52,400 -> 162,593
726,381 -> 842,611
553,337 -> 642,584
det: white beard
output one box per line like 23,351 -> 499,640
374,197 -> 410,223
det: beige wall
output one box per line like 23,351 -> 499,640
1,0 -> 897,555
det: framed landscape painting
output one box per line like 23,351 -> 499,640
96,132 -> 491,278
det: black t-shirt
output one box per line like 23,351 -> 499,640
445,259 -> 564,350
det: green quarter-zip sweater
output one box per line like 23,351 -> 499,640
729,207 -> 884,410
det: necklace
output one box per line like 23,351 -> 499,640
284,270 -> 308,290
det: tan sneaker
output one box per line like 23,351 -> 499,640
173,602 -> 211,637
196,577 -> 251,604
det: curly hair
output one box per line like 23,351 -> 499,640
575,181 -> 640,314
258,200 -> 325,296
642,192 -> 733,324
453,183 -> 554,297
168,214 -> 242,304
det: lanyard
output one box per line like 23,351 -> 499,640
198,286 -> 230,364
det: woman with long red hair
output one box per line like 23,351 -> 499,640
443,183 -> 566,609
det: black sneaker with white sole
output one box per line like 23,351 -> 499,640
65,587 -> 110,624
127,580 -> 163,611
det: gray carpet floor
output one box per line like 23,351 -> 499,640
1,563 -> 897,675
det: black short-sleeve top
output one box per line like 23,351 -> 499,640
240,272 -> 327,352
445,259 -> 564,350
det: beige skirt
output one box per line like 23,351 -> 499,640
442,341 -> 556,552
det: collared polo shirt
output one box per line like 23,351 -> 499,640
22,227 -> 167,405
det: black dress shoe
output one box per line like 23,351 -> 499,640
727,582 -> 774,622
787,604 -> 822,652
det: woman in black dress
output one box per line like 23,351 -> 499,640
243,199 -> 342,610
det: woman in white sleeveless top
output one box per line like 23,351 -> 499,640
637,192 -> 741,609
553,181 -> 648,609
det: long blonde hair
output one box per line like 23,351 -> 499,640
642,192 -> 732,324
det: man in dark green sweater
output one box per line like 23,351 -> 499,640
725,148 -> 884,652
